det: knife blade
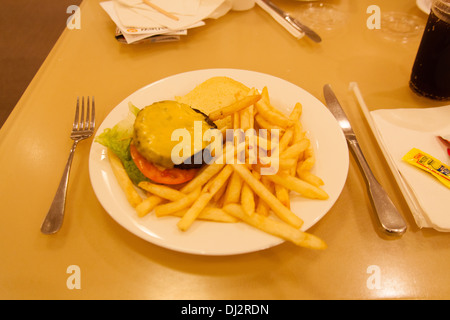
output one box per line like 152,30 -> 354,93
323,84 -> 407,235
259,0 -> 322,43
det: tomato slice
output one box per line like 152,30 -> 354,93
129,143 -> 198,185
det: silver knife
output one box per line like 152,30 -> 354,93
323,84 -> 407,235
259,0 -> 322,43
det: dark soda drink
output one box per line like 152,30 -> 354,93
409,0 -> 450,100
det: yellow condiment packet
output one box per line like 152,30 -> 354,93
402,148 -> 450,188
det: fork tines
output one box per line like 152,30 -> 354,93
74,96 -> 95,131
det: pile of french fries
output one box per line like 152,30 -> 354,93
108,86 -> 329,250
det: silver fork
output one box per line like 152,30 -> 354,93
41,97 -> 95,234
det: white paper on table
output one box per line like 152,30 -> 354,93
354,89 -> 450,231
116,0 -> 201,15
112,0 -> 230,30
101,1 -> 175,43
101,1 -> 206,44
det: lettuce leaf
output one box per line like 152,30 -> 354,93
95,103 -> 149,185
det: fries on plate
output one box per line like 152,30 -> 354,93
105,78 -> 330,250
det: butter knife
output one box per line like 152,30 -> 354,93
258,0 -> 322,43
323,84 -> 407,235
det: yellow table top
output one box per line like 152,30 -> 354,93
1,0 -> 449,300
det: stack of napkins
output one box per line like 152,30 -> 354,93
353,84 -> 450,231
100,0 -> 233,44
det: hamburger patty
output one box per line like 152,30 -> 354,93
133,100 -> 216,169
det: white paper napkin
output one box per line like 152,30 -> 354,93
351,83 -> 450,231
113,0 -> 230,30
117,0 -> 201,15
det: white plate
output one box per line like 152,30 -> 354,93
89,69 -> 349,255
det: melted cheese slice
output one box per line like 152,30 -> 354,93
133,100 -> 215,168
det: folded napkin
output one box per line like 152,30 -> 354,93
352,83 -> 450,231
113,0 -> 231,30
117,0 -> 201,15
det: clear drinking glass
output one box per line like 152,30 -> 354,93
409,0 -> 450,101
291,2 -> 347,32
378,12 -> 425,43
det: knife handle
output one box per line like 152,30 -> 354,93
348,139 -> 407,235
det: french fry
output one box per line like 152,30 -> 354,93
212,179 -> 228,203
105,82 -> 329,250
260,87 -> 290,119
239,88 -> 256,132
297,170 -> 324,187
289,165 -> 296,177
249,104 -> 254,129
203,165 -> 233,195
180,163 -> 224,194
293,122 -> 305,144
278,126 -> 294,152
255,176 -> 274,216
280,139 -> 309,160
223,204 -> 327,250
177,193 -> 213,230
177,165 -> 233,231
296,147 -> 315,172
232,164 -> 303,228
240,107 -> 251,131
138,181 -> 185,201
233,110 -> 240,130
289,102 -> 302,121
266,172 -> 329,200
255,114 -> 285,133
169,207 -> 239,223
255,198 -> 270,216
107,149 -> 142,208
241,182 -> 255,215
208,95 -> 261,121
252,171 -> 268,216
256,134 -> 273,152
222,171 -> 243,204
217,124 -> 230,139
155,187 -> 201,217
275,183 -> 290,209
136,195 -> 164,217
278,158 -> 297,170
255,88 -> 293,128
200,207 -> 239,223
